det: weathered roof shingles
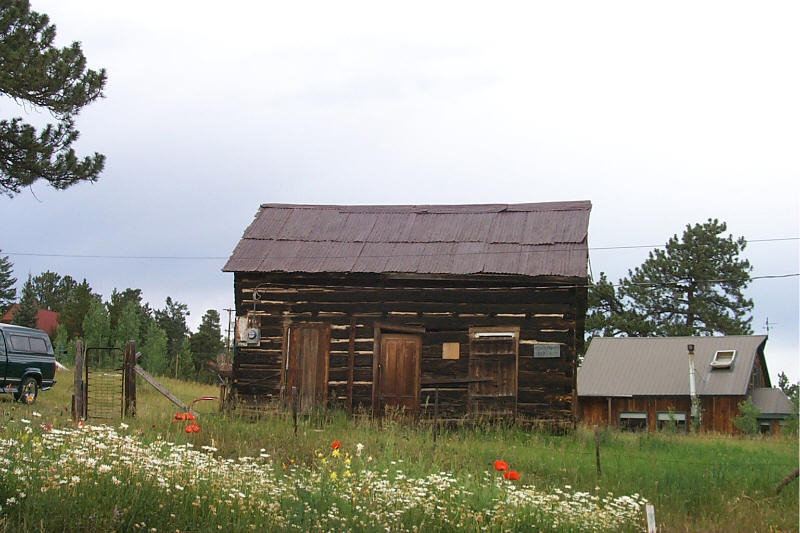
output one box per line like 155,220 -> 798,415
224,201 -> 591,278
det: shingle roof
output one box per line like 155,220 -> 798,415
751,387 -> 794,416
578,336 -> 768,397
223,202 -> 591,278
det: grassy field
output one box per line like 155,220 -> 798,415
1,372 -> 797,532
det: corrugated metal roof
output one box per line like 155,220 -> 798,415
751,387 -> 794,415
224,202 -> 591,277
578,336 -> 768,397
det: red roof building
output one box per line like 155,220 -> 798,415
0,305 -> 60,337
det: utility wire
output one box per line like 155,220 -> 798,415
3,237 -> 798,261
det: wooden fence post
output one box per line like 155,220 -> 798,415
292,386 -> 298,436
73,340 -> 84,422
594,425 -> 601,478
123,341 -> 136,417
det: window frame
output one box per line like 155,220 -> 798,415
656,411 -> 687,432
618,411 -> 648,431
711,349 -> 736,369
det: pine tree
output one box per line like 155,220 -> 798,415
587,219 -> 753,338
154,297 -> 189,374
60,279 -> 96,336
30,271 -> 76,312
1,0 -> 106,196
190,309 -> 224,380
11,273 -> 38,328
0,250 -> 16,313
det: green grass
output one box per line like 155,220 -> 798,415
1,374 -> 797,532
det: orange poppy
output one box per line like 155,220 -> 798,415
331,440 -> 341,450
493,460 -> 508,472
504,470 -> 520,481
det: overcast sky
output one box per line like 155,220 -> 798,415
3,1 -> 798,382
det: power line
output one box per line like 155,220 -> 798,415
3,236 -> 798,261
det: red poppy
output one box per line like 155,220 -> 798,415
184,425 -> 192,433
493,460 -> 508,472
192,424 -> 200,433
504,470 -> 520,481
331,440 -> 340,450
185,413 -> 195,421
174,412 -> 184,421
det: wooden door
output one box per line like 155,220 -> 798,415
469,328 -> 518,417
376,334 -> 421,414
285,324 -> 330,413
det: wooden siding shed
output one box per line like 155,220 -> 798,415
223,202 -> 591,426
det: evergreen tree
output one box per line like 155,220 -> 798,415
11,273 -> 38,328
30,270 -> 77,312
107,288 -> 151,341
81,299 -> 110,348
588,219 -> 753,338
0,250 -> 16,313
154,297 -> 189,374
190,309 -> 224,380
0,0 -> 106,196
140,321 -> 168,375
60,278 -> 96,336
112,300 -> 140,348
53,323 -> 69,364
174,337 -> 195,380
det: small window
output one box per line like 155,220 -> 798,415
711,349 -> 736,369
619,412 -> 648,431
656,411 -> 687,432
9,335 -> 31,352
758,421 -> 772,434
29,337 -> 48,353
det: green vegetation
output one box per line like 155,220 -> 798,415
588,219 -> 753,338
0,0 -> 106,196
0,376 -> 797,532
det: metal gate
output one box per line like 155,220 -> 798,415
84,347 -> 124,421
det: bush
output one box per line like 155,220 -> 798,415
733,398 -> 760,435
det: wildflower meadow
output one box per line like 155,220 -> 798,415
0,377 -> 797,532
1,419 -> 647,532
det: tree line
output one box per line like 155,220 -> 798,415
0,259 -> 224,383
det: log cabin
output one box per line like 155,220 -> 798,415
577,335 -> 795,435
223,201 -> 591,426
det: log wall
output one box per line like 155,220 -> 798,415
232,272 -> 585,424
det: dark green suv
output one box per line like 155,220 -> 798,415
0,323 -> 57,404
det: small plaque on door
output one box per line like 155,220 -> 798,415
533,344 -> 561,358
442,342 -> 460,359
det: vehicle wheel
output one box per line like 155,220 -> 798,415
14,377 -> 38,404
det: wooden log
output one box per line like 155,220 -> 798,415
775,468 -> 799,494
73,340 -> 84,421
123,341 -> 136,417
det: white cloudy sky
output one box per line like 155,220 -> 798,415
3,1 -> 798,382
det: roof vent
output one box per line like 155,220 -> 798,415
710,349 -> 736,369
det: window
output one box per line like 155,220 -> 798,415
711,349 -> 736,369
656,411 -> 687,432
469,328 -> 518,356
29,337 -> 48,353
619,412 -> 648,431
9,335 -> 31,352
